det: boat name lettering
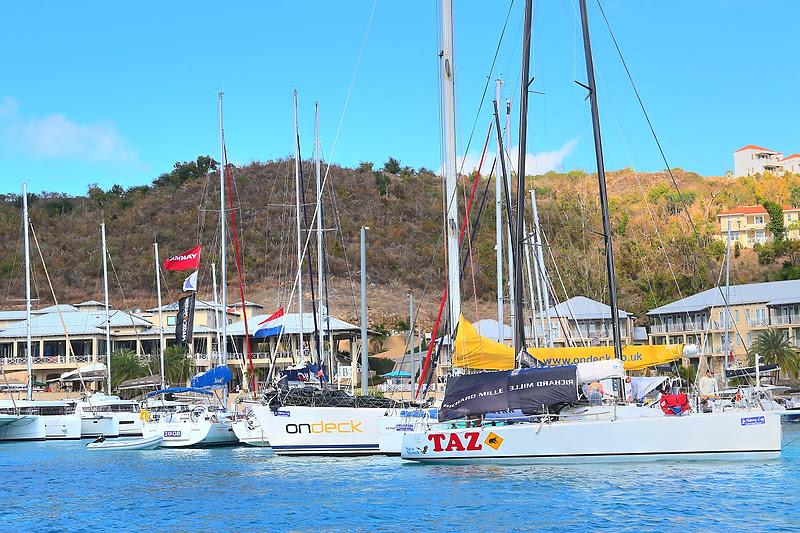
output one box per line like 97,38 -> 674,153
740,416 -> 765,426
427,431 -> 482,452
285,420 -> 363,434
395,424 -> 414,432
163,430 -> 181,437
275,410 -> 290,417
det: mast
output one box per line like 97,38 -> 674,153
505,99 -> 515,349
514,0 -> 534,356
494,79 -> 505,342
409,292 -> 415,391
211,262 -> 222,365
724,219 -> 732,384
218,92 -> 229,379
101,223 -> 112,392
315,102 -> 326,377
360,226 -> 369,395
22,184 -> 32,401
441,0 -> 461,341
579,0 -> 623,360
154,242 -> 166,388
293,90 -> 305,364
531,190 -> 553,346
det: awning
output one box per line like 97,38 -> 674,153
725,365 -> 780,379
382,370 -> 411,378
50,363 -> 107,383
118,375 -> 163,391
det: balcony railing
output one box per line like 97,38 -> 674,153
747,318 -> 769,327
1,355 -> 92,366
771,315 -> 797,326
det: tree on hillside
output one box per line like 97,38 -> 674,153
749,329 -> 800,379
382,157 -> 401,174
154,156 -> 218,188
762,200 -> 785,242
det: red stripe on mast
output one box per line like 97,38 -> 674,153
224,153 -> 256,392
415,122 -> 493,398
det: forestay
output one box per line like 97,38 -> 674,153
438,366 -> 579,422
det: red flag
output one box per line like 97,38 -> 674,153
163,245 -> 201,271
258,307 -> 285,326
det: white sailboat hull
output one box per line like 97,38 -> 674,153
143,416 -> 239,448
79,415 -> 120,438
251,404 -> 409,455
42,414 -> 82,440
400,410 -> 782,464
232,418 -> 270,447
0,414 -> 46,441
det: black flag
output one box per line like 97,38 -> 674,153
175,293 -> 196,347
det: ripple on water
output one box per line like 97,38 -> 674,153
2,426 -> 800,531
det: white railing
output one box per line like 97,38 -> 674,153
1,355 -> 91,366
772,315 -> 796,325
748,318 -> 768,327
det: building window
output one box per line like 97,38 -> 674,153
754,215 -> 764,224
167,316 -> 176,326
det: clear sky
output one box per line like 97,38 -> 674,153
1,0 -> 798,195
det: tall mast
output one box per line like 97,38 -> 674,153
360,226 -> 369,395
211,262 -> 222,366
505,99 -> 515,349
22,184 -> 32,401
514,0 -> 534,356
441,0 -> 461,339
293,90 -> 305,363
579,0 -> 622,360
531,190 -> 553,346
315,101 -> 326,376
101,222 -> 112,392
154,242 -> 166,388
218,92 -> 229,373
409,292 -> 415,391
724,219 -> 732,383
494,79 -> 505,342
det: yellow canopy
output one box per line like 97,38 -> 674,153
452,315 -> 683,371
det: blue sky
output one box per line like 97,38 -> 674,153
1,0 -> 798,195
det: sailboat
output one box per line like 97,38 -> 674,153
400,0 -> 782,464
0,184 -> 81,441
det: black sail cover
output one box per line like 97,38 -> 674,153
175,293 -> 196,346
438,366 -> 578,422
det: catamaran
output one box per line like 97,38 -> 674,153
400,0 -> 782,464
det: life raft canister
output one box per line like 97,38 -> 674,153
659,393 -> 690,416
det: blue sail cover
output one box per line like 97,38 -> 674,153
191,366 -> 233,389
145,387 -> 214,398
438,366 -> 579,422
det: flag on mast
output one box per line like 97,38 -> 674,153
183,271 -> 198,292
254,307 -> 285,338
163,245 -> 201,271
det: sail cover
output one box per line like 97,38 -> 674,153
439,366 -> 578,422
191,365 -> 232,389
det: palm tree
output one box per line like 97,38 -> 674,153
110,349 -> 147,390
163,345 -> 194,386
748,329 -> 800,379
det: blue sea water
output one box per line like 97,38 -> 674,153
2,425 -> 800,532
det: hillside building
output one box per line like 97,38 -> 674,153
717,204 -> 800,248
647,279 -> 800,373
733,145 -> 800,177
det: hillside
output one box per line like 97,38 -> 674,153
1,158 -> 799,329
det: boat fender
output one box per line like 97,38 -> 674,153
139,409 -> 150,422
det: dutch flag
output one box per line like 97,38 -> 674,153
253,307 -> 285,338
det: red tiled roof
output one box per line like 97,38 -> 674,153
719,204 -> 800,216
782,154 -> 800,161
735,144 -> 778,153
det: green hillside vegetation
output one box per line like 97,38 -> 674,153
2,157 -> 799,325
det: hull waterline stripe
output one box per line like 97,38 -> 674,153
405,448 -> 782,460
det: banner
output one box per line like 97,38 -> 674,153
164,245 -> 201,271
175,293 -> 196,346
182,270 -> 198,292
527,344 -> 684,371
438,366 -> 578,422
